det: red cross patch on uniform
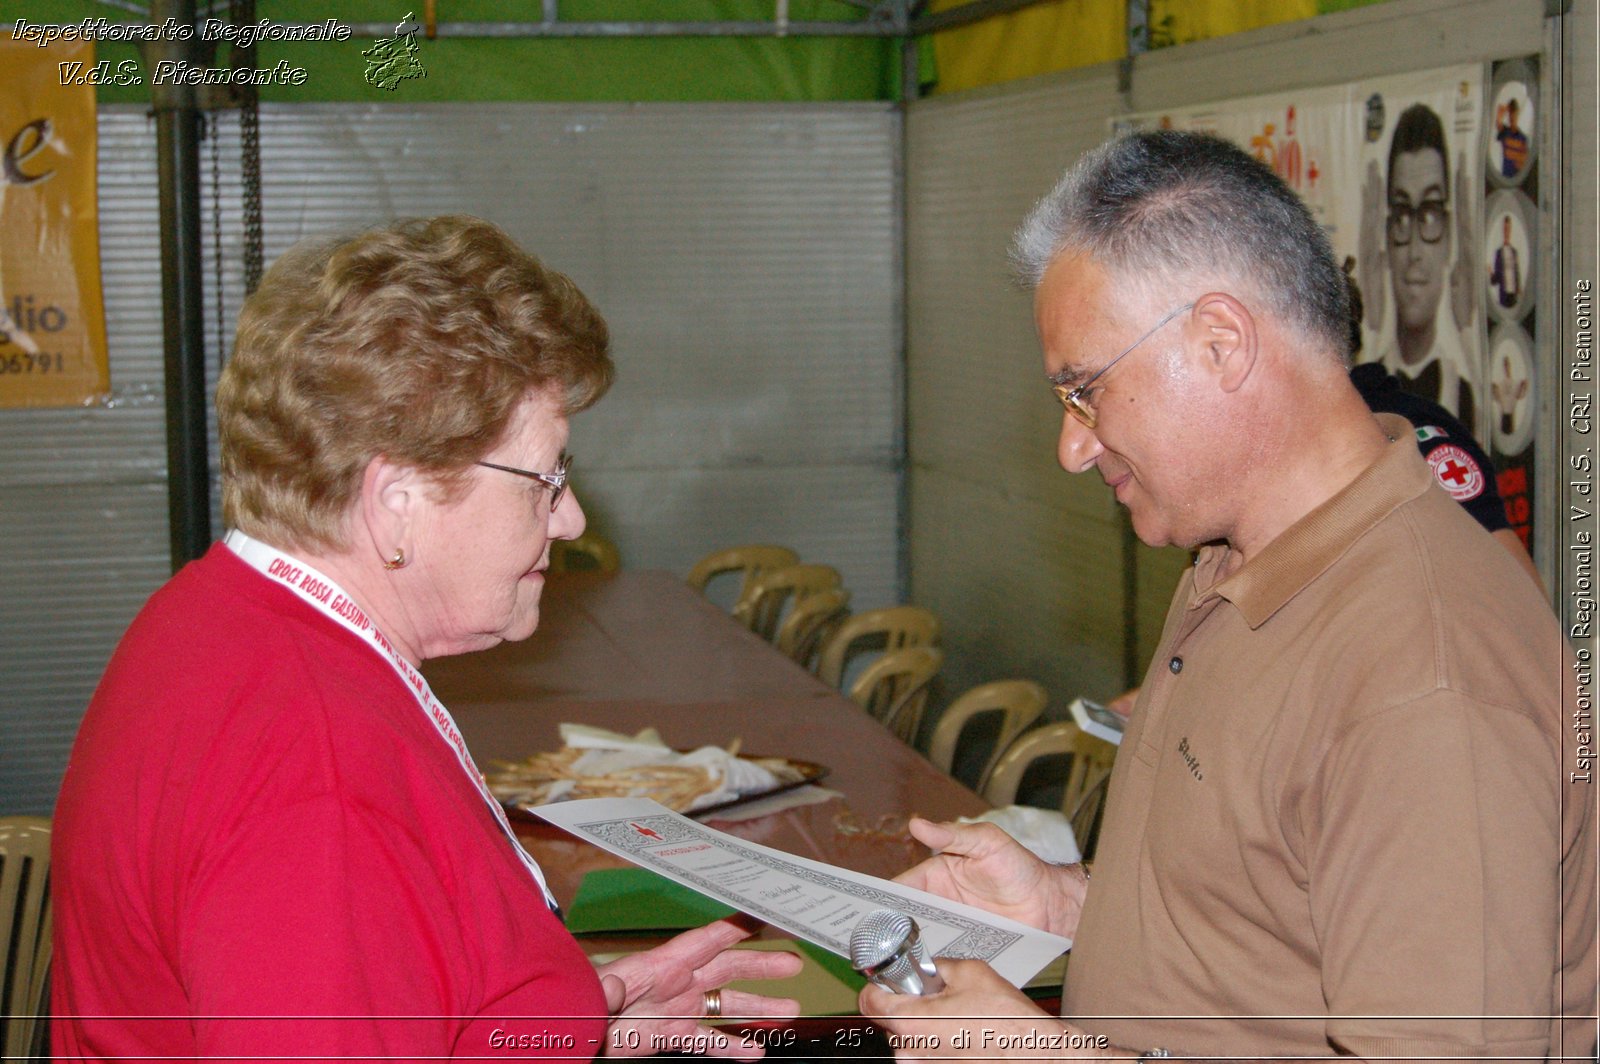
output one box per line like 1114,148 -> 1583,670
1427,444 -> 1485,501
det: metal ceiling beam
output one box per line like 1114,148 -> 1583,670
6,4 -> 1064,41
2,17 -> 891,37
302,19 -> 894,38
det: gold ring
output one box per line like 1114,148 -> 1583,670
703,988 -> 722,1018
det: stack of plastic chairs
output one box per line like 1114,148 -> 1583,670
686,544 -> 799,613
846,645 -> 945,744
925,680 -> 1048,789
549,530 -> 621,573
1,816 -> 52,1059
980,723 -> 1117,861
731,564 -> 842,642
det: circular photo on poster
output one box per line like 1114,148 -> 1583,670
1484,189 -> 1536,323
1487,322 -> 1535,455
1486,78 -> 1536,186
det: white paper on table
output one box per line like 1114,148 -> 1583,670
533,797 -> 1070,988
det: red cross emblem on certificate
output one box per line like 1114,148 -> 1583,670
1427,444 -> 1484,502
630,822 -> 664,840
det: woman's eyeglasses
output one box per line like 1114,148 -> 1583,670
476,453 -> 571,511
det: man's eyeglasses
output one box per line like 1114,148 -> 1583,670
1051,302 -> 1193,429
476,452 -> 571,511
1386,199 -> 1449,246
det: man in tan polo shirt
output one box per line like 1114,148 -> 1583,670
861,130 -> 1596,1061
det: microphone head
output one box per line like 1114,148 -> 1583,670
849,909 -> 945,995
850,909 -> 914,970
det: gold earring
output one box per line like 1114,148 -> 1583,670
383,548 -> 407,571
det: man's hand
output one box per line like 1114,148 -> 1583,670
860,958 -> 1115,1062
1106,688 -> 1140,721
896,818 -> 1088,939
598,918 -> 802,1059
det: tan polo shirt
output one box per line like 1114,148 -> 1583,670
1063,417 -> 1596,1060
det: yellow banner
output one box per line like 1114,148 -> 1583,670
929,0 -> 1126,97
0,35 -> 109,407
927,0 -> 1316,97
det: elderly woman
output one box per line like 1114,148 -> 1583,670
51,217 -> 800,1058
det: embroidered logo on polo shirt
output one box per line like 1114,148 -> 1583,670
1177,736 -> 1204,782
1414,425 -> 1448,442
1426,444 -> 1485,501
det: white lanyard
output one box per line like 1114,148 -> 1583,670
224,530 -> 557,910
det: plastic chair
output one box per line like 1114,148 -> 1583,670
1068,767 -> 1113,862
549,531 -> 621,574
980,722 -> 1117,822
685,545 -> 799,606
731,564 -> 842,642
1,816 -> 52,1060
848,645 -> 944,743
773,588 -> 851,671
815,605 -> 940,689
925,680 -> 1048,785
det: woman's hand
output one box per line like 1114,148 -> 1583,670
896,818 -> 1089,939
597,917 -> 802,1059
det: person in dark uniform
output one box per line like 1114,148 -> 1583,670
1350,360 -> 1541,587
1344,255 -> 1539,588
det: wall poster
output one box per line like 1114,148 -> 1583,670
1481,57 -> 1540,558
0,34 -> 110,408
1121,62 -> 1545,557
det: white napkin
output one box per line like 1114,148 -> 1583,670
559,722 -> 669,751
958,805 -> 1082,866
555,723 -> 785,811
702,784 -> 844,822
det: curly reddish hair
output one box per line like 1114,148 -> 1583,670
218,215 -> 612,551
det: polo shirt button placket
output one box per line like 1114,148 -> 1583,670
1169,656 -> 1183,674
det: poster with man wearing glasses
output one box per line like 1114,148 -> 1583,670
1356,74 -> 1485,430
1123,67 -> 1485,429
1123,64 -> 1490,446
1121,65 -> 1556,560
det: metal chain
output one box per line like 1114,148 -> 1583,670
209,109 -> 226,371
239,97 -> 262,295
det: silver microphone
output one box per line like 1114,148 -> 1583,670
849,909 -> 946,995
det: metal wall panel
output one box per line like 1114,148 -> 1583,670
1557,0 -> 1598,641
904,0 -> 1556,713
0,102 -> 900,814
0,110 -> 174,816
248,102 -> 901,609
905,70 -> 1154,709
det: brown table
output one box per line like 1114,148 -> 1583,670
424,569 -> 988,911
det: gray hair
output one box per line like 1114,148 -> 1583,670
1011,130 -> 1350,361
